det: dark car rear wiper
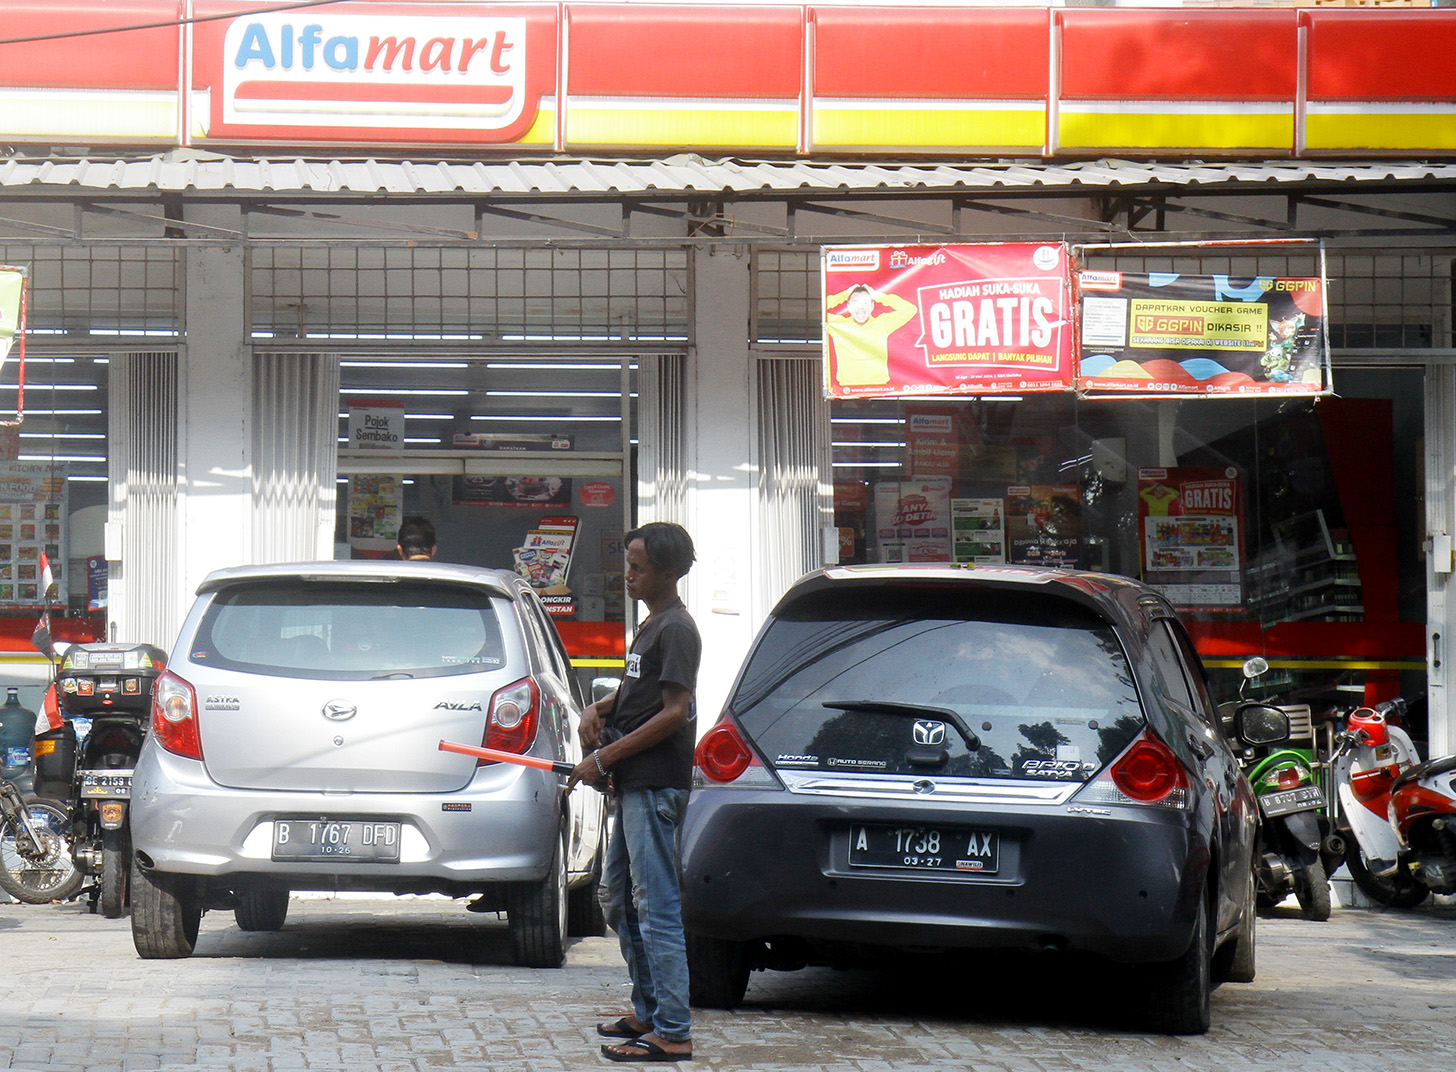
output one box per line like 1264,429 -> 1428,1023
821,700 -> 981,751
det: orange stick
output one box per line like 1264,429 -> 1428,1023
438,739 -> 574,775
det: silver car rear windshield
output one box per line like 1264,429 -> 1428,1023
731,585 -> 1144,782
189,580 -> 508,680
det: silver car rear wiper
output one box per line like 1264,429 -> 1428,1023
370,671 -> 415,679
821,700 -> 981,751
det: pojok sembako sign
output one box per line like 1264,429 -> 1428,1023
821,243 -> 1330,400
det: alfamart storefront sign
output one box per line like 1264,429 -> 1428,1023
3,4 -> 1456,155
821,243 -> 1330,400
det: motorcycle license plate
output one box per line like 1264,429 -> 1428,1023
1260,784 -> 1324,818
271,818 -> 401,863
848,823 -> 999,874
80,769 -> 133,799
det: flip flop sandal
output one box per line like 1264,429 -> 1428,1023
597,1017 -> 645,1039
600,1038 -> 693,1063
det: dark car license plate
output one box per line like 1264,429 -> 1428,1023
1259,784 -> 1324,818
272,818 -> 401,862
849,823 -> 999,874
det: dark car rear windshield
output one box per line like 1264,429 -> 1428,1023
731,584 -> 1144,782
189,580 -> 508,680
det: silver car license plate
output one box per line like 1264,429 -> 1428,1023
272,818 -> 401,862
80,770 -> 133,799
1259,784 -> 1324,818
848,823 -> 999,874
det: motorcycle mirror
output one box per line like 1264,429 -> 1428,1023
591,676 -> 621,704
1241,656 -> 1269,680
1235,702 -> 1290,748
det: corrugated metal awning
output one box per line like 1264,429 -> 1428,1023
3,154 -> 1455,198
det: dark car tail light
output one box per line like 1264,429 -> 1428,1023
693,715 -> 780,789
483,676 -> 540,758
1074,730 -> 1189,810
151,671 -> 203,760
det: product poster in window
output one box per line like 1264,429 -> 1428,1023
1138,467 -> 1244,610
0,463 -> 67,606
1078,272 -> 1330,396
822,242 -> 1074,399
952,498 -> 1006,564
1006,485 -> 1080,568
874,479 -> 952,563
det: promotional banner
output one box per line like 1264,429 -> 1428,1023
0,266 -> 26,372
347,475 -> 403,555
823,243 -> 1074,399
1079,271 -> 1329,396
1006,485 -> 1080,568
873,479 -> 953,562
1137,466 -> 1244,610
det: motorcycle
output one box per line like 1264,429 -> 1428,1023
1387,741 -> 1456,898
33,642 -> 167,918
0,774 -> 83,904
1230,658 -> 1337,920
1328,699 -> 1430,908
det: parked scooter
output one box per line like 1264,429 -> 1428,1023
1328,699 -> 1430,908
32,642 -> 167,917
1387,741 -> 1456,897
1230,658 -> 1336,920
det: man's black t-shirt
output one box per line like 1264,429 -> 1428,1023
606,599 -> 701,791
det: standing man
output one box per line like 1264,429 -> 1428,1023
568,522 -> 700,1063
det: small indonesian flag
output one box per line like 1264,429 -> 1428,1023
40,551 -> 56,600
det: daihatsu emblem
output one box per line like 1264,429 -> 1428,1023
322,700 -> 357,721
912,720 -> 946,746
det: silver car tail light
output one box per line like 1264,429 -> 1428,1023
150,671 -> 203,760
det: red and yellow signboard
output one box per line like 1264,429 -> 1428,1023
822,243 -> 1075,400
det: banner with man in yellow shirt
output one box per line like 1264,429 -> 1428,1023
822,243 -> 1074,399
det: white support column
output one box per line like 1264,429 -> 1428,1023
1426,364 -> 1455,756
683,245 -> 758,723
179,246 -> 253,615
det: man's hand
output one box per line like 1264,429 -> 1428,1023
566,752 -> 608,793
579,700 -> 604,751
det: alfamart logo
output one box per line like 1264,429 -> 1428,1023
222,14 -> 527,131
825,248 -> 880,272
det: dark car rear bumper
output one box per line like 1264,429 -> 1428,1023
679,786 -> 1209,964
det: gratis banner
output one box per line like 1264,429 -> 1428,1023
1078,271 -> 1329,396
822,243 -> 1074,399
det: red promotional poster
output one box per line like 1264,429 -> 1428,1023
1137,466 -> 1245,610
822,242 -> 1074,399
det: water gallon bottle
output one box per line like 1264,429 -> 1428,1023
1,686 -> 37,780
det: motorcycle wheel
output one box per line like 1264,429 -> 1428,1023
0,800 -> 84,904
1292,858 -> 1332,921
1345,841 -> 1430,908
99,827 -> 130,919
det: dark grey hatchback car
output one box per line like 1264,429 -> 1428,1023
680,564 -> 1261,1034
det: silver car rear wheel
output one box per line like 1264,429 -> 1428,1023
510,834 -> 567,968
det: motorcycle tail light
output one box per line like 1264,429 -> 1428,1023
693,712 -> 779,788
482,676 -> 540,758
1348,708 -> 1389,746
1075,730 -> 1190,810
1275,766 -> 1306,791
151,671 -> 203,760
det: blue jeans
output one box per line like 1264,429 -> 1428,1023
600,786 -> 691,1043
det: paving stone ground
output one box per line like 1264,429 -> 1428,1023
2,892 -> 1454,1072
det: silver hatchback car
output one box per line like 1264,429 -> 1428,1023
129,561 -> 605,965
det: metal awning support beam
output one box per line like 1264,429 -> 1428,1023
792,201 -> 957,235
0,213 -> 77,239
81,201 -> 245,239
473,202 -> 625,238
247,203 -> 480,240
955,197 -> 1115,231
1296,195 -> 1456,232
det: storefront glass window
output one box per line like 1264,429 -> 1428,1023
830,369 -> 1428,739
